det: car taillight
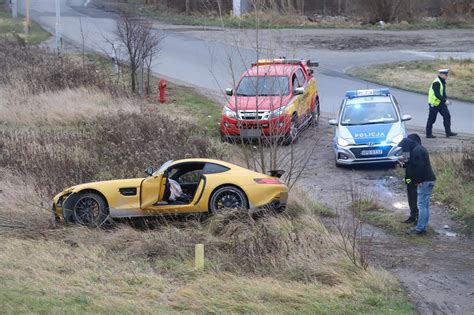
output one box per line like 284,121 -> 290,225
254,178 -> 282,184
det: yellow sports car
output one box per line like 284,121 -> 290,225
53,158 -> 288,226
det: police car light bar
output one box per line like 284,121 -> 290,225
345,88 -> 390,98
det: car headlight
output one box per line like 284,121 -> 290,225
390,134 -> 404,144
268,106 -> 287,119
337,137 -> 351,147
223,107 -> 237,119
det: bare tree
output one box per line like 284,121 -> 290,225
115,10 -> 164,94
214,0 -> 320,190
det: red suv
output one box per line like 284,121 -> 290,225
220,59 -> 320,144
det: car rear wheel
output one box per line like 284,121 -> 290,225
73,192 -> 109,228
209,186 -> 248,214
311,99 -> 320,127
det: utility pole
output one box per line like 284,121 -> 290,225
55,0 -> 62,51
12,0 -> 18,19
23,0 -> 30,34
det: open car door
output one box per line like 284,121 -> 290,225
140,173 -> 165,209
140,160 -> 173,210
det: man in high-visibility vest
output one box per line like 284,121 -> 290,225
426,69 -> 457,138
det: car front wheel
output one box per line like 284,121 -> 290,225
282,115 -> 298,145
73,192 -> 109,227
209,186 -> 248,214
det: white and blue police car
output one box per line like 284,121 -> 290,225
329,88 -> 412,167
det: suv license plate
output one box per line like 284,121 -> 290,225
361,149 -> 383,156
240,129 -> 261,138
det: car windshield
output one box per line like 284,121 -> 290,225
153,160 -> 173,176
341,99 -> 398,126
236,76 -> 289,96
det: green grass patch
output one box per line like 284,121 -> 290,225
0,2 -> 50,44
431,150 -> 474,234
164,85 -> 222,137
349,58 -> 474,102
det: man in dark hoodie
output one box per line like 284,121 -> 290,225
398,134 -> 422,224
398,133 -> 436,235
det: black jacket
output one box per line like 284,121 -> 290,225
432,76 -> 447,106
399,134 -> 436,185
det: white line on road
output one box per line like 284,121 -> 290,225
84,0 -> 91,7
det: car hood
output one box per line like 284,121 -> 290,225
227,95 -> 292,111
338,122 -> 404,145
55,178 -> 145,199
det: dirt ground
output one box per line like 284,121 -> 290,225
155,25 -> 474,53
295,117 -> 474,315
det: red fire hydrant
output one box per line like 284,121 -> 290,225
159,80 -> 167,104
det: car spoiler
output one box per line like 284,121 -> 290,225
269,170 -> 285,178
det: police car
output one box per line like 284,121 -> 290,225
329,88 -> 412,167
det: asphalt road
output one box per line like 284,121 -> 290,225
20,0 -> 474,134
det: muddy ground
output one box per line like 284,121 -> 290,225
156,25 -> 474,53
295,117 -> 474,315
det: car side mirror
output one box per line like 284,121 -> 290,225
145,167 -> 155,176
294,87 -> 304,95
329,119 -> 338,126
401,114 -> 412,121
225,88 -> 233,96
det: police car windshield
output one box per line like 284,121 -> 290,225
236,76 -> 289,96
341,98 -> 398,126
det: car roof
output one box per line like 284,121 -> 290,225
170,158 -> 240,170
245,64 -> 299,77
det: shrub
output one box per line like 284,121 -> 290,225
0,109 -> 227,198
0,39 -> 119,95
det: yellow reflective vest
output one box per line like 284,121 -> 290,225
428,77 -> 444,106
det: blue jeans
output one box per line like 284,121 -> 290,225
416,181 -> 435,232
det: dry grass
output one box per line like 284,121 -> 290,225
0,87 -> 137,128
431,148 -> 474,233
350,59 -> 474,102
0,199 -> 412,313
0,89 -> 227,198
0,34 -> 411,313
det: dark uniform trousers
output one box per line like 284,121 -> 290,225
407,182 -> 418,220
426,103 -> 452,136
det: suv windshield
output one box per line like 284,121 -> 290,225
341,100 -> 398,126
236,76 -> 289,96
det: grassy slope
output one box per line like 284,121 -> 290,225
430,151 -> 474,234
349,59 -> 474,103
0,24 -> 412,313
0,86 -> 412,314
0,1 -> 50,44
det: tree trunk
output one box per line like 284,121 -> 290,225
185,0 -> 190,14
